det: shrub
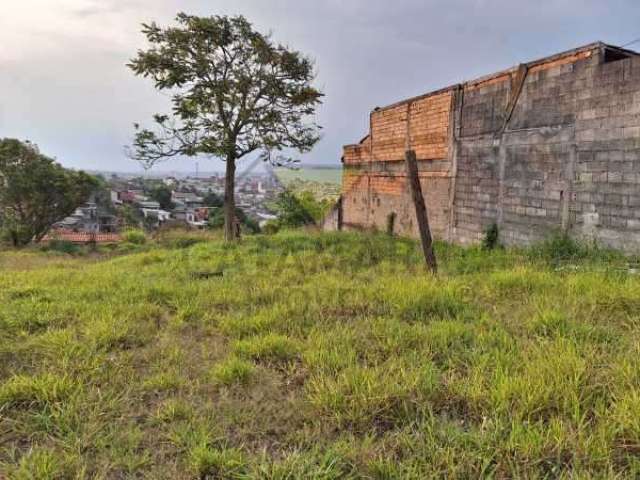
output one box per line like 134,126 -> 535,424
262,221 -> 280,235
482,223 -> 500,251
207,207 -> 261,234
527,232 -> 623,266
123,229 -> 146,245
273,190 -> 316,228
529,232 -> 585,263
45,239 -> 81,255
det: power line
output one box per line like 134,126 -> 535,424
621,37 -> 640,49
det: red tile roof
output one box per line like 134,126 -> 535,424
42,230 -> 122,244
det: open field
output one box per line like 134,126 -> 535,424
274,166 -> 342,186
2,231 -> 640,478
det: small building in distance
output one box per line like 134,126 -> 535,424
334,42 -> 640,252
56,202 -> 117,233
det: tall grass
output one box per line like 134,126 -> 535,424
1,230 -> 639,477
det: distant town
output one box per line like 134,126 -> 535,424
51,166 -> 341,240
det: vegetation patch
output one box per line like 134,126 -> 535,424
0,373 -> 77,410
210,356 -> 255,387
233,333 -> 300,364
1,230 -> 640,477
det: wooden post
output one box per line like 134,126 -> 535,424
404,149 -> 437,273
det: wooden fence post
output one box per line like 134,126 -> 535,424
404,149 -> 438,273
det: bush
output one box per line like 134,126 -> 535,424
123,230 -> 146,245
528,232 -> 609,265
273,190 -> 315,228
207,206 -> 261,234
262,221 -> 280,235
46,239 -> 80,255
482,223 -> 500,251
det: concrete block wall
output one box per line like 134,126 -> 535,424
337,43 -> 640,253
572,55 -> 640,250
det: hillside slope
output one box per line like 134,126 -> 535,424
1,232 -> 640,478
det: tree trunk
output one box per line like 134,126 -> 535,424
224,156 -> 237,242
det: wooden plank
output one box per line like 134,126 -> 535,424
404,149 -> 438,273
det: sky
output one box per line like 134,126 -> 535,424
2,0 -> 640,173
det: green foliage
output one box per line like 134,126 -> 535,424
123,230 -> 146,245
273,190 -> 316,228
10,448 -> 69,480
120,204 -> 142,229
155,399 -> 192,422
528,231 -> 622,266
482,222 -> 500,250
0,138 -> 98,246
148,184 -> 174,210
207,206 -> 260,234
188,444 -> 246,479
203,191 -> 223,208
386,212 -> 397,235
155,229 -> 213,249
45,240 -> 80,255
210,356 -> 255,386
128,13 -> 322,164
1,231 -> 640,476
128,13 -> 323,239
233,333 -> 299,364
0,373 -> 76,409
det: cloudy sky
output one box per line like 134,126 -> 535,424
2,0 -> 640,173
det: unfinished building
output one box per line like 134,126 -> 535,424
330,42 -> 640,251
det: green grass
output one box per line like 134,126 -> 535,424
210,356 -> 256,386
1,230 -> 640,478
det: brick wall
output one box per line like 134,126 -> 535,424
340,90 -> 454,238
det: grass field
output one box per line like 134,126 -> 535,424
2,230 -> 640,478
274,166 -> 342,186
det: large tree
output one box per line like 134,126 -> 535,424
128,13 -> 323,241
0,139 -> 98,246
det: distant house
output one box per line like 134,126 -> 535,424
56,203 -> 117,233
137,201 -> 161,210
172,206 -> 187,221
118,191 -> 138,204
141,205 -> 170,221
186,210 -> 208,228
110,190 -> 122,206
172,191 -> 204,209
163,176 -> 178,187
